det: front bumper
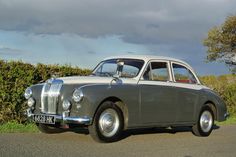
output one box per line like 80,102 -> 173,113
26,108 -> 92,125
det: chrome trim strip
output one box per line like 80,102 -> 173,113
62,116 -> 91,125
138,80 -> 204,90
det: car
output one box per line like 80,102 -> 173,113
25,55 -> 229,142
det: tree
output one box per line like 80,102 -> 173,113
204,15 -> 236,71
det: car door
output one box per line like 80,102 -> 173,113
170,62 -> 201,122
139,60 -> 177,124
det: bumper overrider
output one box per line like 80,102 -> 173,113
26,108 -> 92,125
224,112 -> 230,119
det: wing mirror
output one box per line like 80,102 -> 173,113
110,61 -> 124,86
113,60 -> 124,78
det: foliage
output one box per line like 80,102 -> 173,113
216,114 -> 236,125
200,74 -> 236,114
0,59 -> 91,124
203,15 -> 236,72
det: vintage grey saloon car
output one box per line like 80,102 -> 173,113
25,55 -> 228,142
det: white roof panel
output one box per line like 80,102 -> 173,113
103,55 -> 191,67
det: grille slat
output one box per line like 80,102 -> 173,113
41,79 -> 63,114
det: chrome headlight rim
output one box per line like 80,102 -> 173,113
62,100 -> 72,111
24,87 -> 33,99
72,88 -> 84,103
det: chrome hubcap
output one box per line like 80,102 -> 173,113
98,108 -> 119,137
200,111 -> 213,133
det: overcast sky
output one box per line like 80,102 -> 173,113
0,0 -> 235,75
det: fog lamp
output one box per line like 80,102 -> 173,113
62,100 -> 71,111
27,97 -> 35,108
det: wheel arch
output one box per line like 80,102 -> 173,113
203,101 -> 217,120
94,96 -> 129,130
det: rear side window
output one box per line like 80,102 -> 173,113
172,63 -> 197,84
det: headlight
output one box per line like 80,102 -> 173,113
62,100 -> 72,110
24,87 -> 32,99
27,97 -> 35,108
72,88 -> 84,102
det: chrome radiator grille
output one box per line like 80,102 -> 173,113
41,79 -> 63,114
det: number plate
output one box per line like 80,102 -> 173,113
33,114 -> 56,124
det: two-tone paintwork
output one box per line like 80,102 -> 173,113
28,55 -> 227,129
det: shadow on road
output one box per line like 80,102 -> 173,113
121,127 -> 191,139
120,124 -> 221,140
59,124 -> 220,141
70,127 -> 89,134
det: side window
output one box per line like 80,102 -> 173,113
143,62 -> 169,81
172,63 -> 197,84
151,62 -> 169,81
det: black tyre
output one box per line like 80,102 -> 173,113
37,123 -> 63,134
192,105 -> 214,137
88,101 -> 124,143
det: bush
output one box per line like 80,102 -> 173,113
200,74 -> 236,114
0,60 -> 91,124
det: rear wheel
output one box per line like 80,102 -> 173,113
88,101 -> 124,143
37,123 -> 62,134
192,105 -> 214,136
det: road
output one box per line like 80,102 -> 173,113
0,125 -> 236,157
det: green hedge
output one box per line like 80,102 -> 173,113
0,60 -> 91,124
200,75 -> 236,114
0,59 -> 235,124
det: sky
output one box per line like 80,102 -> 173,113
0,0 -> 235,75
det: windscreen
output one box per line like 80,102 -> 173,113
92,59 -> 144,78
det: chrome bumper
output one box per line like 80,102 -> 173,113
26,108 -> 92,125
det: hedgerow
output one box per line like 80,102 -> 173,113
0,60 -> 91,123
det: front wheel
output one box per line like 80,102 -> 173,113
192,105 -> 214,136
88,101 -> 124,143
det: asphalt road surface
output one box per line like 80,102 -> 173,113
0,125 -> 236,157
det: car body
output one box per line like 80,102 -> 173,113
25,55 -> 228,142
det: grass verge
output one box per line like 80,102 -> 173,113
0,121 -> 39,133
216,113 -> 236,125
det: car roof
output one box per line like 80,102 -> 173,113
104,55 -> 191,67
